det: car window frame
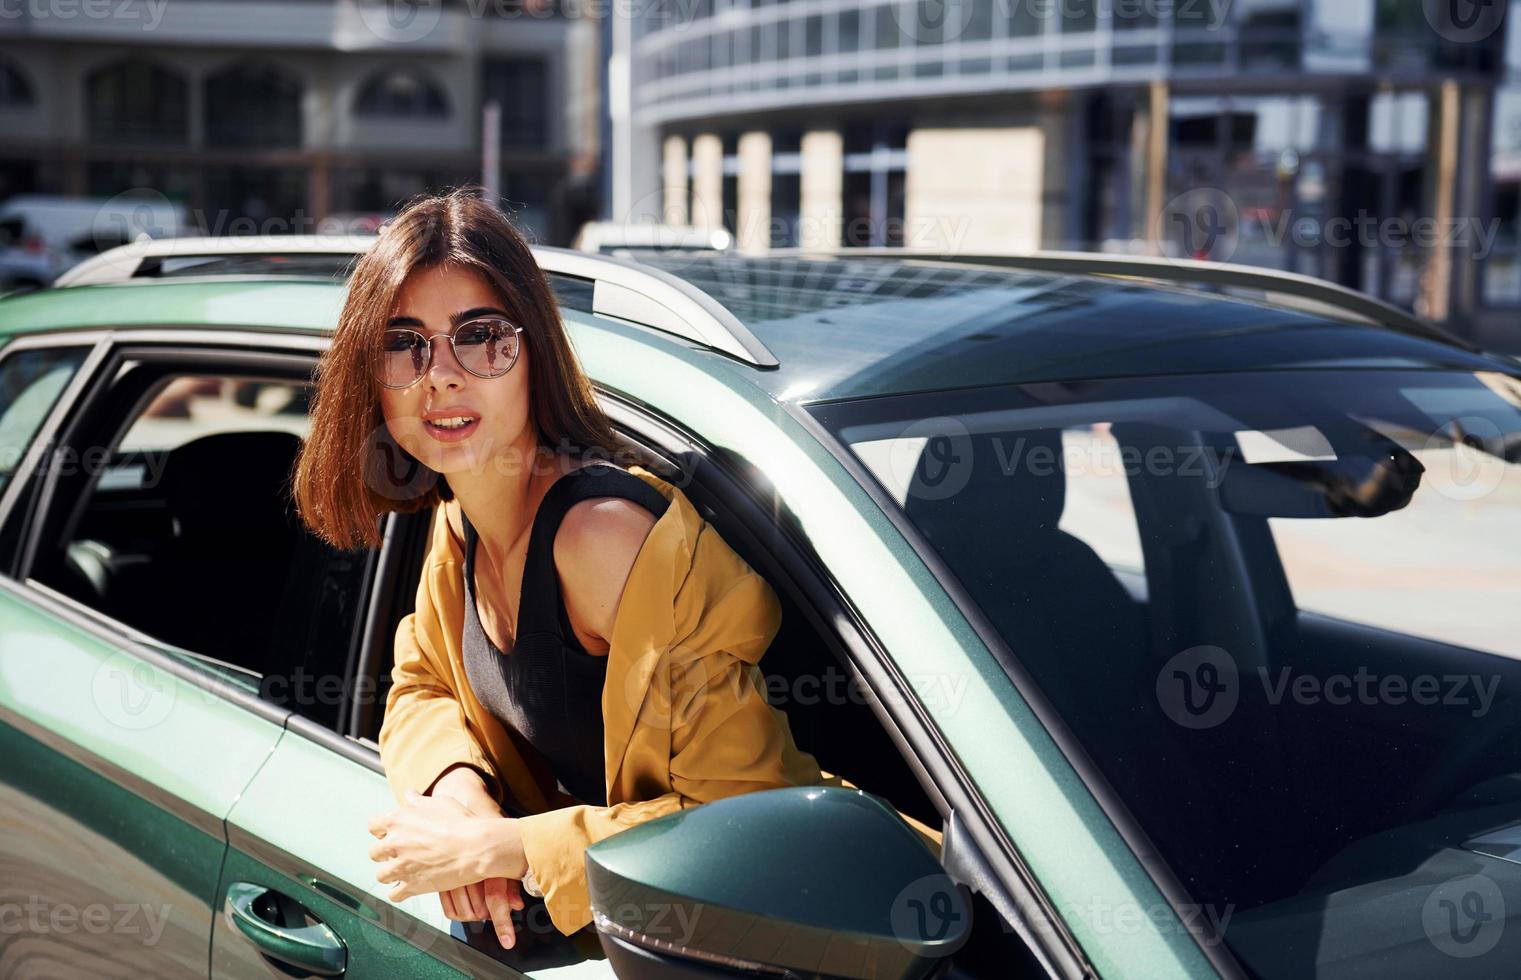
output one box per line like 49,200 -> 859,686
594,389 -> 1089,980
11,328 -> 391,742
0,331 -> 114,577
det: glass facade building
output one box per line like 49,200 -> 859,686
614,0 -> 1519,346
0,0 -> 601,246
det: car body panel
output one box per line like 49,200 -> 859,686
0,280 -> 347,339
214,727 -> 475,978
217,726 -> 619,979
0,580 -> 283,975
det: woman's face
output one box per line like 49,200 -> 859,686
376,262 -> 535,480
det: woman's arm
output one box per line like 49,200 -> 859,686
375,506 -> 527,942
378,508 -> 502,805
510,558 -> 827,936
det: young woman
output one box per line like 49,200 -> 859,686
291,187 -> 834,951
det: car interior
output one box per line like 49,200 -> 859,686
31,363 -> 369,733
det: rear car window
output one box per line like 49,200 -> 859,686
0,345 -> 89,496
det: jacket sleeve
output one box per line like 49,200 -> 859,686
377,511 -> 502,806
517,550 -> 824,936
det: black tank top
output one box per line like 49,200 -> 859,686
459,462 -> 671,808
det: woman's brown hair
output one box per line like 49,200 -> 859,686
293,185 -> 623,551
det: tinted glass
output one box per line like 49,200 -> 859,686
0,346 -> 88,496
811,367 -> 1521,978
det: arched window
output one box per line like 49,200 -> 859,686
204,63 -> 303,147
0,60 -> 34,108
354,69 -> 449,120
86,59 -> 188,145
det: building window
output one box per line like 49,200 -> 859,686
205,63 -> 304,148
87,162 -> 193,208
843,122 -> 907,247
721,133 -> 739,237
839,9 -> 861,52
1486,85 -> 1521,305
771,128 -> 802,248
355,69 -> 449,120
1166,91 -> 1432,310
86,59 -> 188,146
0,60 -> 34,108
202,166 -> 309,233
1061,0 -> 1096,34
1239,2 -> 1302,70
483,59 -> 549,149
1082,91 -> 1137,247
332,166 -> 473,215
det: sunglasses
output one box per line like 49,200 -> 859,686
374,316 -> 524,389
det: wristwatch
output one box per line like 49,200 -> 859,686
522,865 -> 543,898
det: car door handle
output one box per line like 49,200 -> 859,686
224,881 -> 347,976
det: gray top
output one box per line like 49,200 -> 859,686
458,462 -> 671,808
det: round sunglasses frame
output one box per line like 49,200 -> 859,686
373,317 -> 525,389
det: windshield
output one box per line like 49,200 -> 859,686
809,367 -> 1521,978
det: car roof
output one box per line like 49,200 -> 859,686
624,252 -> 1511,402
0,279 -> 349,337
1,251 -> 1511,406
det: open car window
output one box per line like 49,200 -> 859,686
29,361 -> 371,734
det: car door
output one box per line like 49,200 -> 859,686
210,499 -> 620,979
0,333 -> 280,977
0,328 -> 503,978
0,580 -> 285,977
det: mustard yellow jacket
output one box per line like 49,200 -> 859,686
379,464 -> 939,935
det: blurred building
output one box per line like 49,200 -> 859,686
0,0 -> 602,244
611,0 -> 1520,347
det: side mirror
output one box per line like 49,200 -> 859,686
586,786 -> 969,979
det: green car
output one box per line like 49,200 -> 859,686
2,237 -> 1520,980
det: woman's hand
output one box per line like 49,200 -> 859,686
427,766 -> 513,930
368,791 -> 530,947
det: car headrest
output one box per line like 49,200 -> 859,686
159,430 -> 304,540
905,428 -> 1066,551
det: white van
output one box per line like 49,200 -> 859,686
0,194 -> 188,291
